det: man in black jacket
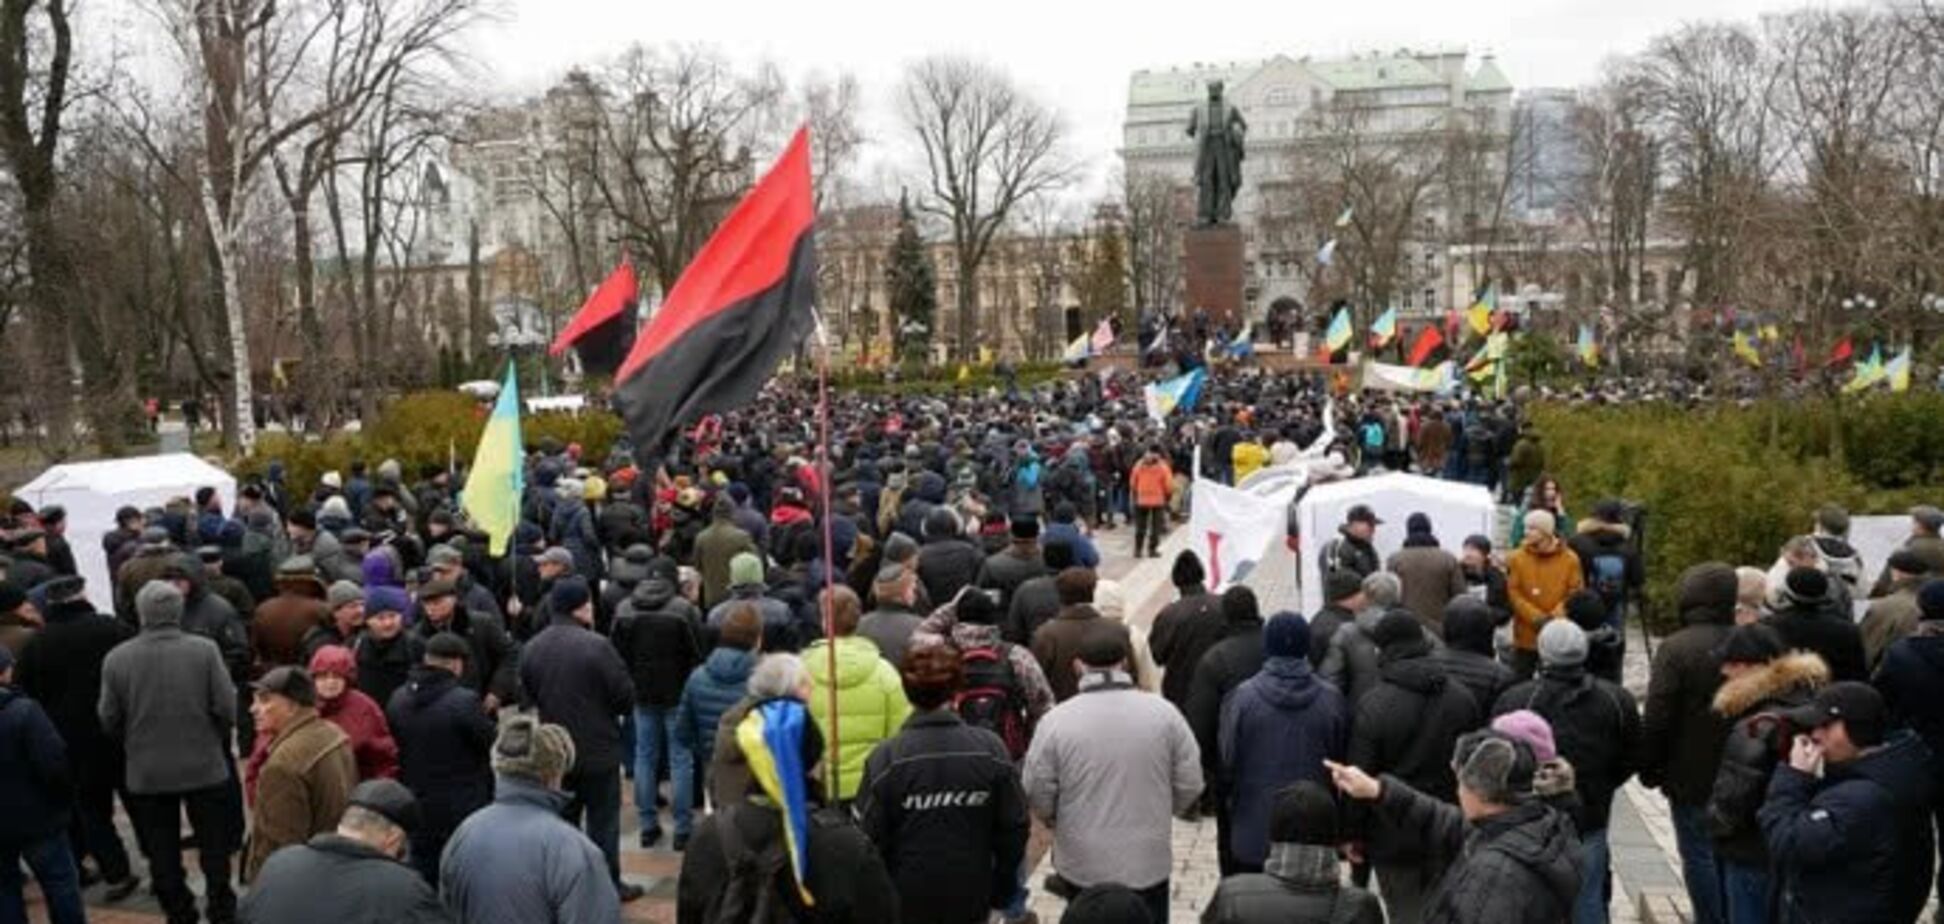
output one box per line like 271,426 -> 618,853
1305,570 -> 1364,672
976,515 -> 1046,615
385,633 -> 493,886
857,644 -> 1028,924
237,780 -> 449,924
413,579 -> 520,712
1149,550 -> 1226,711
1184,586 -> 1267,876
1641,562 -> 1740,924
1004,540 -> 1072,645
610,568 -> 702,849
1765,568 -> 1867,683
1348,610 -> 1482,923
1702,624 -> 1826,924
518,577 -> 641,902
1493,620 -> 1641,924
14,577 -> 140,900
917,507 -> 984,607
1437,597 -> 1515,713
1201,781 -> 1384,924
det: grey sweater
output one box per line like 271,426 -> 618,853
99,616 -> 236,794
1022,669 -> 1203,890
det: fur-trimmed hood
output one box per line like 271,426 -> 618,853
1712,650 -> 1829,718
1576,519 -> 1632,542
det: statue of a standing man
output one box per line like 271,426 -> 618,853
1186,80 -> 1248,226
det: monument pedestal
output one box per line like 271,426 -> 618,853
1183,224 -> 1244,329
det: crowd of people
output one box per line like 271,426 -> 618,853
0,368 -> 1938,924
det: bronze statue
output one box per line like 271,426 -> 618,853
1186,80 -> 1248,226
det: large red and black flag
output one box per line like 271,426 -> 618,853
550,258 -> 639,377
614,126 -> 816,462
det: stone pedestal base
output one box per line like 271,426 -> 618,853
1183,224 -> 1244,329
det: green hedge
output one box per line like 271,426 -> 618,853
236,391 -> 622,496
1530,398 -> 1944,633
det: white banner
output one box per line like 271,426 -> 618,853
1188,472 -> 1302,591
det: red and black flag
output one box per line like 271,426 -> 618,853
550,258 -> 639,377
613,127 -> 816,461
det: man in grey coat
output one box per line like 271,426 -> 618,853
440,717 -> 619,924
99,581 -> 241,924
1022,625 -> 1202,924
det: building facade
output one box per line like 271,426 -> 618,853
1122,49 -> 1514,324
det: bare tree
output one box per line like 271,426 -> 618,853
0,0 -> 85,455
901,55 -> 1072,360
1120,167 -> 1184,320
586,45 -> 783,294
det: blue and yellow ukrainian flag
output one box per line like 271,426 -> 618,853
461,364 -> 523,555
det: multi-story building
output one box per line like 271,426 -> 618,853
1121,49 -> 1514,323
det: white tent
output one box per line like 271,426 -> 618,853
15,454 -> 236,611
1295,472 -> 1497,614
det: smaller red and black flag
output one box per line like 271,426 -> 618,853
1405,325 -> 1446,367
613,127 -> 817,462
550,258 -> 640,377
1828,336 -> 1854,367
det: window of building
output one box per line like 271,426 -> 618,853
1424,288 -> 1437,310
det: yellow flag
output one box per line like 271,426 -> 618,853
956,364 -> 970,383
1467,302 -> 1492,337
1733,331 -> 1762,368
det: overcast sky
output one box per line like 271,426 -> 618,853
469,0 -> 1806,198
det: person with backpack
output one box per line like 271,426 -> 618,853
1569,501 -> 1644,640
916,585 -> 1053,754
857,643 -> 1030,924
1493,620 -> 1642,924
678,694 -> 899,924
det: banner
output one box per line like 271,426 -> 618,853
1188,472 -> 1301,591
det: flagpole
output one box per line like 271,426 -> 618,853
812,309 -> 843,803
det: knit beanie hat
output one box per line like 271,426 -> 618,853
1491,709 -> 1558,762
1785,567 -> 1830,602
326,580 -> 364,612
1060,885 -> 1154,924
1452,729 -> 1537,805
1371,610 -> 1426,654
1538,619 -> 1589,669
1523,509 -> 1556,538
1171,550 -> 1206,588
365,586 -> 410,618
1921,579 -> 1944,621
1010,515 -> 1040,540
550,576 -> 592,614
1324,568 -> 1364,605
729,552 -> 765,588
492,716 -> 576,782
1442,597 -> 1496,655
1266,780 -> 1339,846
1262,613 -> 1310,661
882,533 -> 919,566
1715,623 -> 1787,664
1564,590 -> 1607,633
1406,512 -> 1433,536
1677,562 -> 1740,622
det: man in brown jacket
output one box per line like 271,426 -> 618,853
1031,568 -> 1129,702
692,497 -> 757,611
1386,512 -> 1466,633
252,556 -> 329,678
1415,406 -> 1453,475
243,666 -> 357,881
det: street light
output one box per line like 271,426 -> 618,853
1841,294 -> 1879,312
1921,293 -> 1944,314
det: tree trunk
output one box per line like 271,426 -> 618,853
21,205 -> 79,459
466,220 -> 486,366
207,211 -> 254,453
956,252 -> 977,361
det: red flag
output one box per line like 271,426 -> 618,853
549,259 -> 639,356
1444,309 -> 1461,342
1405,325 -> 1445,367
1828,336 -> 1854,367
614,127 -> 816,459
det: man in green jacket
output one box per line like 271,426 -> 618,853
693,497 -> 757,611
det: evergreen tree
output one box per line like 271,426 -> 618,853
1079,225 -> 1129,330
884,192 -> 938,364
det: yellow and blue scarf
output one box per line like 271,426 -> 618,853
735,699 -> 815,907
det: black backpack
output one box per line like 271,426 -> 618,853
705,805 -> 796,924
954,643 -> 1031,759
1589,551 -> 1630,614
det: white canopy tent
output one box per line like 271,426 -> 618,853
1295,472 -> 1497,614
15,454 -> 236,611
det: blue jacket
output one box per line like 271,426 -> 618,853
674,648 -> 756,758
1217,657 -> 1349,867
0,685 -> 71,850
1041,522 -> 1101,569
1760,730 -> 1935,924
440,775 -> 618,923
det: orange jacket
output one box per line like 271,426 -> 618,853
1129,459 -> 1174,508
1506,534 -> 1584,650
